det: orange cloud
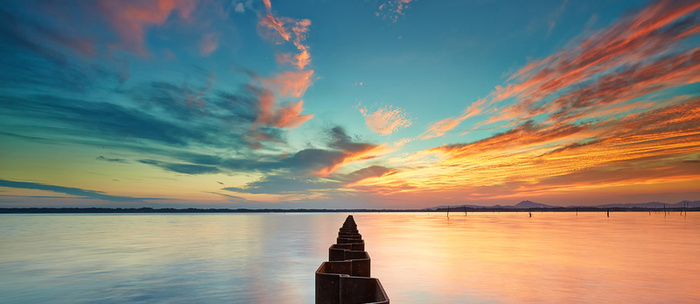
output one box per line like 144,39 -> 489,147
358,104 -> 413,135
252,84 -> 313,130
273,100 -> 314,128
259,70 -> 314,98
348,98 -> 700,201
258,13 -> 291,43
442,0 -> 700,131
252,91 -> 313,130
315,144 -> 389,177
421,99 -> 484,139
98,0 -> 198,56
275,51 -> 311,70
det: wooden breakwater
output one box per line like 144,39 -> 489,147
315,215 -> 389,304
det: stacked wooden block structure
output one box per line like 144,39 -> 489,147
315,215 -> 389,304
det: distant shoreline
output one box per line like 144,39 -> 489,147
1,207 -> 698,214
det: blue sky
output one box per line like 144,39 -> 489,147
1,0 -> 699,208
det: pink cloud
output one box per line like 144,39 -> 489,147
249,0 -> 316,132
358,104 -> 413,135
98,0 -> 199,56
257,2 -> 312,70
199,33 -> 219,56
376,0 -> 414,23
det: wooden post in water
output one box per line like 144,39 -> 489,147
315,215 -> 389,304
607,209 -> 610,217
447,205 -> 450,217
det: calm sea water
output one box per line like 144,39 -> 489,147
1,212 -> 698,303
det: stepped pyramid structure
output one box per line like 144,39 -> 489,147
315,215 -> 389,304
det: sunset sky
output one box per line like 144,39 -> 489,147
1,0 -> 699,208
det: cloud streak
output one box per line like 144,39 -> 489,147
345,1 -> 700,204
0,179 -> 155,202
424,0 -> 700,138
350,97 -> 700,202
421,99 -> 484,139
139,159 -> 221,175
97,156 -> 129,163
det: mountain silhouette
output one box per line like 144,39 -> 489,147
513,200 -> 553,208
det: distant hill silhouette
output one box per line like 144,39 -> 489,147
425,200 -> 700,210
513,200 -> 553,208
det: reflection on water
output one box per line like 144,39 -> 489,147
1,212 -> 698,303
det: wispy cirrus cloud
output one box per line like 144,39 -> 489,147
258,0 -> 312,70
358,104 -> 413,135
314,127 -> 390,176
252,0 -> 315,131
421,99 -> 484,139
138,159 -> 221,175
350,97 -> 700,201
349,0 -> 700,203
424,0 -> 700,138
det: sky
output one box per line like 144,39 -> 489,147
1,0 -> 699,209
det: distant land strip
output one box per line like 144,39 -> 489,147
1,206 -> 699,214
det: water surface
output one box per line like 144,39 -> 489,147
1,212 -> 698,303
